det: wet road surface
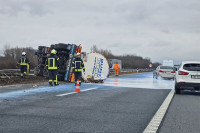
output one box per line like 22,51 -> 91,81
0,72 -> 198,133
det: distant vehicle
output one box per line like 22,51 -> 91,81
108,59 -> 122,71
174,65 -> 180,70
175,61 -> 200,94
163,60 -> 174,67
153,65 -> 176,79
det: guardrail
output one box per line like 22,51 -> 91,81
0,69 -> 34,79
0,69 -> 34,73
0,69 -> 20,73
110,69 -> 153,73
0,69 -> 153,74
0,68 -> 153,79
121,69 -> 153,72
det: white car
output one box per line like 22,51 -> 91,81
175,61 -> 200,94
153,65 -> 176,79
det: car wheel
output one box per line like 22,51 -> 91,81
175,83 -> 181,94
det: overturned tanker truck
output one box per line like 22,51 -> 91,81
34,43 -> 77,81
34,43 -> 110,83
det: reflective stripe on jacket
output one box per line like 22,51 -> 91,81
72,58 -> 85,72
17,56 -> 30,66
46,54 -> 59,70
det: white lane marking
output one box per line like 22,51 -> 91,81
56,92 -> 77,96
81,87 -> 98,92
56,87 -> 98,97
143,90 -> 175,133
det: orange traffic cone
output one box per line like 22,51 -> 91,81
74,79 -> 81,93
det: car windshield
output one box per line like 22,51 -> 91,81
183,63 -> 200,71
160,66 -> 173,70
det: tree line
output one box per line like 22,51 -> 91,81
0,45 -> 37,69
90,45 -> 160,69
0,45 -> 160,70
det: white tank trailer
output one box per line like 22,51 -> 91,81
82,52 -> 109,83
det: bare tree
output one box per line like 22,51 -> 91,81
90,45 -> 115,59
0,45 -> 37,69
90,45 -> 153,69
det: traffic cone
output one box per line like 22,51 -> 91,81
74,79 -> 81,93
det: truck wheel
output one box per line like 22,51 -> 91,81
100,80 -> 104,83
38,46 -> 45,50
67,44 -> 72,51
58,51 -> 68,55
175,83 -> 181,94
54,43 -> 68,50
57,74 -> 64,81
58,70 -> 66,74
37,50 -> 43,54
50,45 -> 55,50
34,68 -> 39,76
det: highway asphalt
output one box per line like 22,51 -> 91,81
159,91 -> 200,133
0,72 -> 199,133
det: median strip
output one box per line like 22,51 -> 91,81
143,90 -> 175,133
56,87 -> 98,97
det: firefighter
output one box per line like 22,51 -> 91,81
17,52 -> 30,78
72,53 -> 85,85
46,49 -> 59,86
114,62 -> 120,76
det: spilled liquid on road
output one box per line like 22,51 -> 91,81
0,72 -> 174,99
101,72 -> 174,89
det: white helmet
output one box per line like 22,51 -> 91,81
22,52 -> 26,55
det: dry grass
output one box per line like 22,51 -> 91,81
0,76 -> 48,86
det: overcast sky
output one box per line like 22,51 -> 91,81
0,0 -> 199,63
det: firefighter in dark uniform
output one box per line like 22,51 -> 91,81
46,49 -> 59,86
72,53 -> 85,85
17,52 -> 30,78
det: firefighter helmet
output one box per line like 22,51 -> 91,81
22,52 -> 26,55
76,53 -> 81,56
51,49 -> 57,54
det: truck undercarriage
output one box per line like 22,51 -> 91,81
34,43 -> 77,81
